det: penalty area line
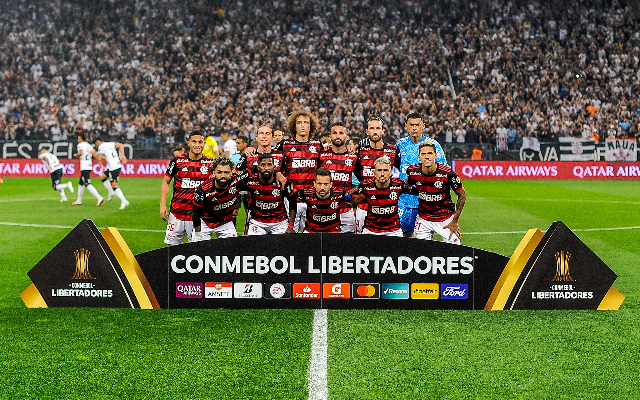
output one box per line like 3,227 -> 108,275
0,221 -> 165,233
308,309 -> 328,400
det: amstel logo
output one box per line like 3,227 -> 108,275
71,249 -> 93,280
553,251 -> 574,282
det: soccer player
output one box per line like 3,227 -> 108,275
318,122 -> 358,233
272,129 -> 284,148
221,131 -> 237,158
405,142 -> 466,244
160,130 -> 213,246
396,112 -> 447,237
353,117 -> 401,233
277,111 -> 322,232
352,156 -> 410,236
287,168 -> 352,233
93,137 -> 129,209
203,132 -> 219,158
236,126 -> 284,171
192,156 -> 250,241
243,153 -> 294,235
38,148 -> 74,202
72,134 -> 104,206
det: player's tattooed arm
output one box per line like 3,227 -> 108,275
444,187 -> 466,241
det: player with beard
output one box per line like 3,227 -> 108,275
352,156 -> 411,236
286,168 -> 353,233
318,122 -> 358,233
353,117 -> 401,233
236,125 -> 284,171
405,142 -> 466,244
276,111 -> 322,232
160,130 -> 213,245
396,112 -> 447,237
242,153 -> 295,235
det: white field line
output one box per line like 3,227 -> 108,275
308,309 -> 328,400
0,195 -> 156,203
469,196 -> 640,205
2,221 -> 638,236
0,221 -> 165,233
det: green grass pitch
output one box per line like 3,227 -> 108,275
0,177 -> 638,399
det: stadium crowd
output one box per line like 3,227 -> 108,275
1,0 -> 639,150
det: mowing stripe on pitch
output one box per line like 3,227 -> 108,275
469,196 -> 640,205
308,309 -> 328,400
2,221 -> 639,235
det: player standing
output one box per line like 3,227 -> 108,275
353,117 -> 401,233
72,134 -> 104,206
93,137 -> 129,209
396,112 -> 447,237
160,130 -> 213,245
38,149 -> 74,202
352,157 -> 410,236
277,111 -> 322,232
287,168 -> 352,233
405,142 -> 466,244
318,122 -> 358,233
243,153 -> 294,235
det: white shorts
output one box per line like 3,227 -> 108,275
284,198 -> 306,232
414,214 -> 460,245
355,207 -> 367,233
340,209 -> 356,233
164,213 -> 194,245
201,221 -> 238,239
362,227 -> 403,237
245,219 -> 288,235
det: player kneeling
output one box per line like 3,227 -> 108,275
242,154 -> 294,235
405,142 -> 466,244
287,168 -> 353,233
351,156 -> 410,237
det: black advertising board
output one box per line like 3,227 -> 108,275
21,220 -> 625,310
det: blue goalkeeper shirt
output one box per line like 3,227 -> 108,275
396,135 -> 447,209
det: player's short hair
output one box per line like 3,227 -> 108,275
315,167 -> 332,179
173,144 -> 186,152
256,125 -> 273,136
406,112 -> 423,122
374,156 -> 391,167
94,136 -> 103,144
211,155 -> 235,170
188,130 -> 205,139
78,133 -> 86,141
236,135 -> 249,145
419,141 -> 436,152
332,121 -> 346,129
257,153 -> 273,164
287,110 -> 319,138
366,116 -> 384,128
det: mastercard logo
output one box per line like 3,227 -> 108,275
352,283 -> 380,299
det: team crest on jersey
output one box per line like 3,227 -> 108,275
200,166 -> 209,174
272,189 -> 280,197
229,187 -> 237,194
390,192 -> 398,200
434,180 -> 443,189
330,201 -> 339,209
309,146 -> 317,153
345,158 -> 353,167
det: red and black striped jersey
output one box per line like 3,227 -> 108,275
354,142 -> 400,211
406,163 -> 463,221
193,171 -> 249,228
241,172 -> 294,223
318,149 -> 357,212
296,187 -> 348,233
165,155 -> 213,221
278,139 -> 322,191
354,142 -> 401,181
357,178 -> 408,232
236,150 -> 284,172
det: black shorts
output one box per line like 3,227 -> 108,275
50,169 -> 63,188
79,170 -> 92,186
106,168 -> 121,183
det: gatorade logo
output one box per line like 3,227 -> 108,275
323,283 -> 350,299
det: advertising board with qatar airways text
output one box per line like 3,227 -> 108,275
0,158 -> 168,178
453,161 -> 640,180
